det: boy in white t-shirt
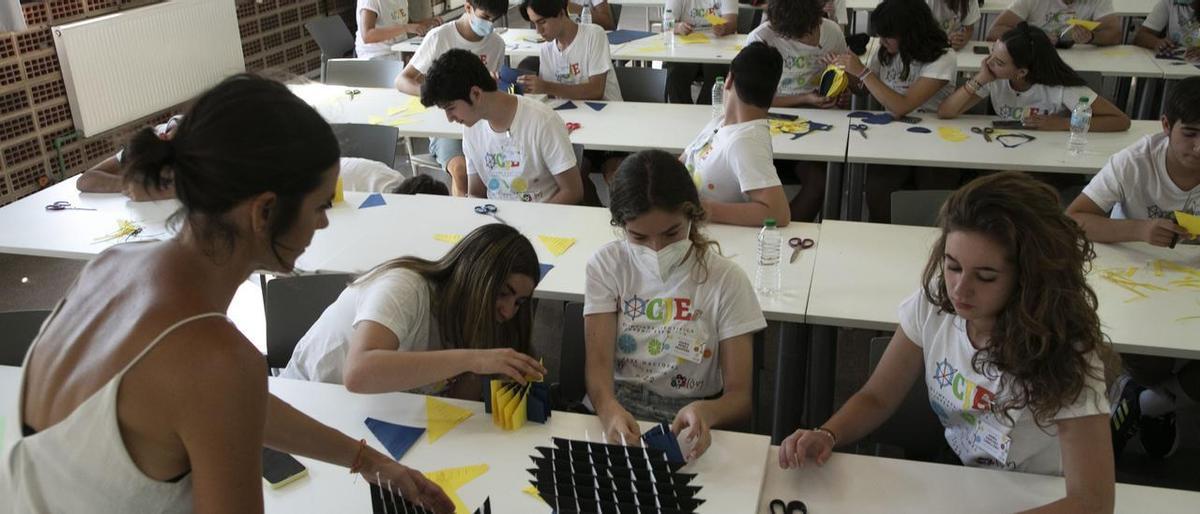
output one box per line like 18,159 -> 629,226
1067,77 -> 1200,459
354,0 -> 442,60
664,0 -> 739,104
585,150 -> 766,461
396,0 -> 509,197
680,42 -> 790,227
517,0 -> 622,101
988,0 -> 1120,46
420,49 -> 584,204
1133,0 -> 1200,60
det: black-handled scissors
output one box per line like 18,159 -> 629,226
474,203 -> 508,224
45,201 -> 95,211
345,88 -> 362,100
849,123 -> 868,139
788,237 -> 815,263
769,499 -> 808,514
971,126 -> 995,142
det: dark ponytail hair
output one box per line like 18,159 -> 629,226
124,74 -> 339,266
871,0 -> 951,81
1000,23 -> 1087,87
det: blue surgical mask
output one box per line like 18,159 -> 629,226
470,15 -> 494,37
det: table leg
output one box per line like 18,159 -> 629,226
844,163 -> 865,222
805,325 -> 838,427
822,160 -> 844,222
1135,77 -> 1164,120
771,322 -> 808,444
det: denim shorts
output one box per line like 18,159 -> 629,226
429,137 -> 464,168
613,381 -> 698,425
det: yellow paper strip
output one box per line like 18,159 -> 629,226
1066,18 -> 1101,31
538,235 -> 577,257
704,13 -> 728,25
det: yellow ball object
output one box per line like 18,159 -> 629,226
819,65 -> 849,98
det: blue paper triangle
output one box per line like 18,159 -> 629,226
606,29 -> 655,45
642,422 -> 685,464
358,193 -> 386,209
365,417 -> 425,460
584,102 -> 606,111
554,101 -> 578,110
539,263 -> 554,280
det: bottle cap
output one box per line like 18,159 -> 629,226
763,218 -> 777,227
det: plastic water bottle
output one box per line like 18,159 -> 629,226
1068,96 -> 1092,156
580,0 -> 592,26
755,218 -> 782,296
663,8 -> 676,50
711,76 -> 725,118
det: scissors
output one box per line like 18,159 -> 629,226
565,122 -> 581,134
971,126 -> 995,142
788,237 -> 815,263
345,89 -> 361,100
45,201 -> 95,211
768,499 -> 808,514
474,203 -> 508,224
849,123 -> 868,139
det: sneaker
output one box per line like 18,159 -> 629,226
1109,374 -> 1144,456
1139,413 -> 1179,459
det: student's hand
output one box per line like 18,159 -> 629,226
675,22 -> 694,35
409,22 -> 432,36
360,451 -> 456,513
1153,38 -> 1177,53
713,20 -> 735,37
778,428 -> 834,469
799,92 -> 838,109
1067,25 -> 1094,44
827,53 -> 865,77
1021,113 -> 1067,131
671,403 -> 712,462
972,65 -> 996,86
470,348 -> 547,384
1140,219 -> 1191,247
516,75 -> 547,94
124,169 -> 175,201
597,403 -> 642,445
1186,47 -> 1200,62
949,30 -> 968,50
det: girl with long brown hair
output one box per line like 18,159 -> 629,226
283,223 -> 547,398
779,172 -> 1117,512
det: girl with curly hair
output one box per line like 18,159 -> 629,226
778,172 -> 1117,512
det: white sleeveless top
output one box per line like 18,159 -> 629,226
1,308 -> 230,513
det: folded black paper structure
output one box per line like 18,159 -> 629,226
369,484 -> 492,514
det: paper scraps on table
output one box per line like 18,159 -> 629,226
426,463 -> 490,514
426,396 -> 473,443
606,29 -> 655,45
1174,211 -> 1200,237
483,377 -> 551,430
365,417 -> 425,460
704,13 -> 728,25
1066,18 -> 1101,31
937,126 -> 970,142
554,101 -> 578,111
907,126 -> 932,134
538,263 -> 554,280
678,32 -> 711,44
538,235 -> 576,256
94,219 -> 146,243
433,233 -> 464,244
769,118 -> 832,139
359,193 -> 387,209
642,422 -> 686,464
584,101 -> 607,111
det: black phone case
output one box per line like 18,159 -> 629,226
262,447 -> 306,485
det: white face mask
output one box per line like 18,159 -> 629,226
626,224 -> 693,281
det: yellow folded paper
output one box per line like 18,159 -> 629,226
937,126 -> 969,142
678,32 -> 711,44
433,233 -> 464,244
426,396 -> 473,443
426,464 -> 489,514
818,65 -> 848,98
1175,211 -> 1200,237
1066,18 -> 1101,31
538,235 -> 576,256
704,13 -> 728,25
406,96 -> 428,113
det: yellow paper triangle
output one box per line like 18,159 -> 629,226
367,115 -> 385,125
937,126 -> 969,142
538,235 -> 576,257
704,13 -> 728,25
1066,18 -> 1101,31
426,396 -> 473,443
678,32 -> 711,44
1175,211 -> 1200,237
434,233 -> 464,244
522,484 -> 545,503
426,463 -> 489,514
406,97 -> 428,113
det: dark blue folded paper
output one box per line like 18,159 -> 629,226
365,417 -> 424,460
358,193 -> 386,209
499,65 -> 533,95
642,422 -> 686,464
554,101 -> 578,110
607,29 -> 655,45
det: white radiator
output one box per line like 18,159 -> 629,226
51,0 -> 245,137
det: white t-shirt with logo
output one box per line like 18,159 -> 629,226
356,0 -> 411,60
339,157 -> 405,193
410,22 -> 505,75
1143,0 -> 1200,48
898,290 -> 1108,476
746,19 -> 850,96
1082,132 -> 1200,222
584,240 -> 767,398
1005,0 -> 1115,36
665,0 -> 739,29
866,49 -> 958,112
927,0 -> 982,34
681,116 -> 780,203
976,80 -> 1097,122
464,95 -> 577,202
539,23 -> 623,102
282,269 -> 446,396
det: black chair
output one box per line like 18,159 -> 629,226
737,5 -> 763,35
325,58 -> 404,88
0,310 -> 51,367
304,16 -> 356,81
555,302 -> 587,409
609,3 -> 623,27
865,336 -> 946,461
264,274 -> 354,371
331,123 -> 399,167
890,190 -> 953,227
615,66 -> 668,103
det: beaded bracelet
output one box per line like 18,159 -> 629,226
813,426 -> 838,446
348,438 -> 369,474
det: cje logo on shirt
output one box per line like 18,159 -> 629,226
484,151 -> 520,170
621,294 -> 695,323
996,105 -> 1043,122
933,358 -> 997,423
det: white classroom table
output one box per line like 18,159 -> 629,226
758,447 -> 1200,513
607,0 -> 763,8
846,0 -> 1154,18
805,219 -> 1200,359
957,41 -> 1163,78
0,367 -> 771,514
612,31 -> 747,64
392,28 -> 548,60
1156,58 -> 1200,81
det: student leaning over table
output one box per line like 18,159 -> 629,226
779,172 -> 1117,514
680,42 -> 792,227
988,0 -> 1122,47
355,0 -> 443,61
938,23 -> 1130,133
584,150 -> 767,461
282,224 -> 547,399
421,48 -> 585,205
76,114 -> 182,201
828,0 -> 961,223
1066,77 -> 1200,461
0,75 -> 454,514
1133,0 -> 1200,61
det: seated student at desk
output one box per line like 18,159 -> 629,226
1133,0 -> 1200,60
748,0 -> 850,222
1065,77 -> 1200,459
420,49 -> 585,204
355,0 -> 442,61
927,0 -> 981,50
665,0 -> 739,104
829,0 -> 960,223
584,150 -> 766,461
517,0 -> 622,101
2,75 -> 454,513
568,0 -> 617,30
779,172 -> 1116,513
76,114 -> 182,201
823,0 -> 849,32
395,0 -> 509,197
987,0 -> 1121,47
283,224 -> 547,399
680,42 -> 791,227
938,23 -> 1130,133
